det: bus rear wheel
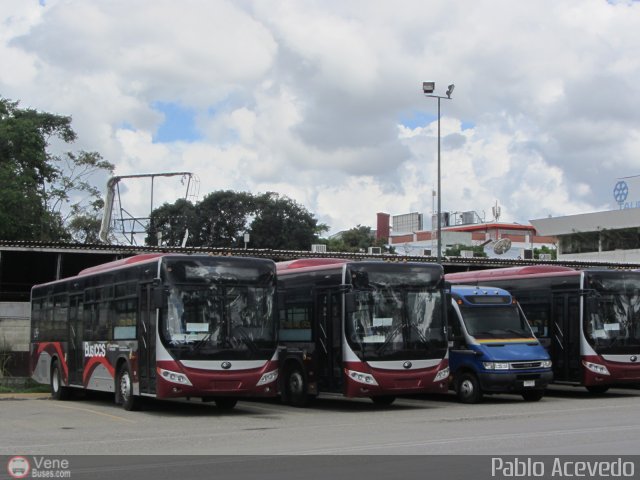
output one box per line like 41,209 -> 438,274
50,361 -> 70,401
456,372 -> 483,404
116,364 -> 140,411
285,366 -> 310,407
522,390 -> 544,402
215,398 -> 238,411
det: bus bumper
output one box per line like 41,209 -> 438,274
478,370 -> 553,393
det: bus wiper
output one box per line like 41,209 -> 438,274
191,333 -> 212,353
375,322 -> 404,355
231,326 -> 259,353
504,328 -> 531,337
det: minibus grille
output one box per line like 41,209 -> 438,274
510,361 -> 542,369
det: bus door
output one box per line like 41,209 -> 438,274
68,293 -> 84,386
314,288 -> 342,392
551,292 -> 581,382
137,282 -> 156,395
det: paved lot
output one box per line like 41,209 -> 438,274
1,386 -> 640,456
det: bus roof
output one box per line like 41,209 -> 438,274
78,253 -> 166,276
446,265 -> 577,283
276,258 -> 348,273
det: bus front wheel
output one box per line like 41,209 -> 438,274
285,366 -> 310,407
371,395 -> 396,406
117,364 -> 140,411
215,398 -> 238,411
50,361 -> 70,401
586,385 -> 610,395
456,373 -> 483,404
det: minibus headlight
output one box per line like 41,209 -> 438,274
483,362 -> 510,370
541,360 -> 552,369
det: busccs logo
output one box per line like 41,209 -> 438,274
631,356 -> 637,363
403,361 -> 412,369
221,361 -> 232,370
7,456 -> 30,479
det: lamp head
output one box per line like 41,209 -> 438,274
446,84 -> 455,98
423,81 -> 435,94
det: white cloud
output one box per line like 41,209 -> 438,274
2,0 -> 640,240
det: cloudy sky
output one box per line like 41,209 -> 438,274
2,0 -> 640,239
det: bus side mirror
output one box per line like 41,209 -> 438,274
277,291 -> 285,308
151,285 -> 166,310
345,292 -> 356,314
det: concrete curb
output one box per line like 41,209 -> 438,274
0,392 -> 50,399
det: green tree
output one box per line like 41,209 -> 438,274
146,198 -> 198,246
533,245 -> 557,260
322,225 -> 393,253
0,97 -> 113,241
196,191 -> 256,247
146,190 -> 327,250
250,192 -> 327,250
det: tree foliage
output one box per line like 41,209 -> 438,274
0,97 -> 114,242
146,190 -> 328,250
322,225 -> 393,253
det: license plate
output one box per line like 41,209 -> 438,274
523,380 -> 535,387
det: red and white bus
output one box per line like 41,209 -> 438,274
277,259 -> 449,406
447,265 -> 640,393
31,254 -> 279,410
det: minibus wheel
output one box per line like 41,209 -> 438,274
456,372 -> 483,403
522,390 -> 544,402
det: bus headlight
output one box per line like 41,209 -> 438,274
159,368 -> 193,386
257,369 -> 278,386
434,367 -> 449,382
347,369 -> 379,386
583,361 -> 610,376
541,360 -> 552,369
482,362 -> 510,371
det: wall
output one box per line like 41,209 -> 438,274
0,302 -> 30,352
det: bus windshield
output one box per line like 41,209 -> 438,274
345,265 -> 446,361
585,272 -> 640,353
159,258 -> 277,359
458,305 -> 533,339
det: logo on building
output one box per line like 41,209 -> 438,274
613,181 -> 629,205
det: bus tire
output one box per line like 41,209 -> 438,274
50,361 -> 70,401
371,395 -> 396,406
215,398 -> 238,411
117,364 -> 140,411
456,372 -> 483,404
522,390 -> 544,402
285,366 -> 309,407
586,385 -> 610,395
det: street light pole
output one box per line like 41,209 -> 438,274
422,82 -> 454,263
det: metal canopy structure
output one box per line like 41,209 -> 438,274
99,172 -> 199,245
